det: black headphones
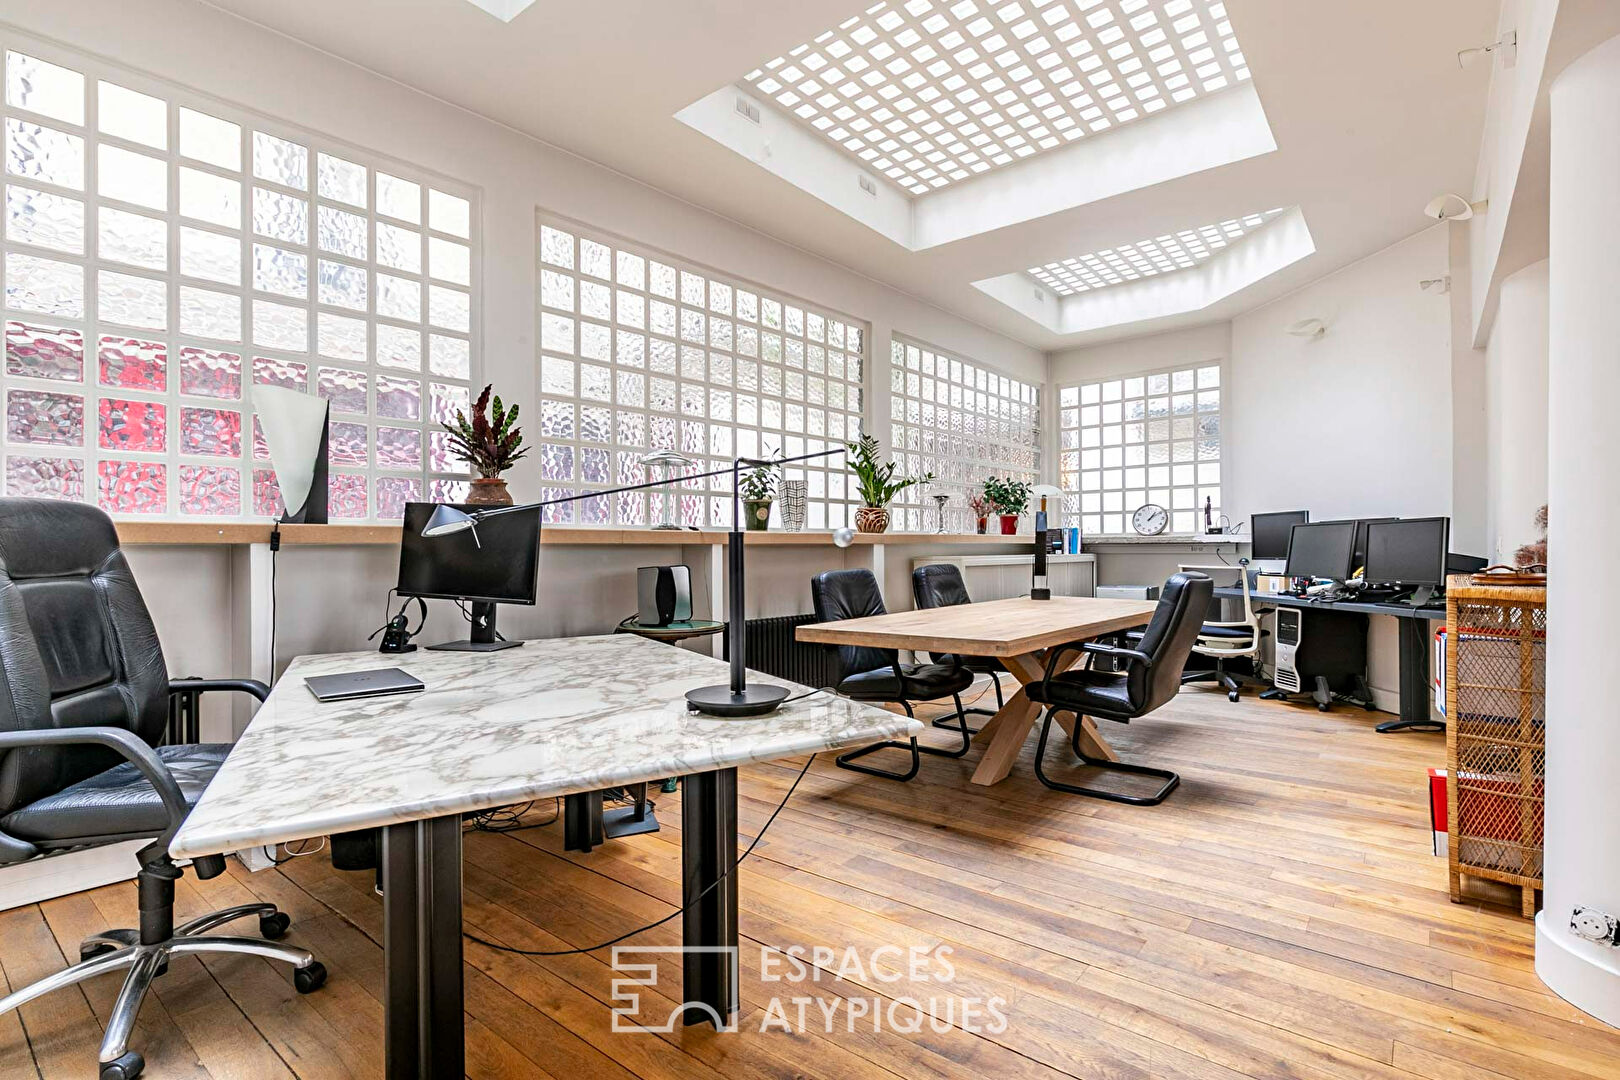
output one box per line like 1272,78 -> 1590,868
369,591 -> 428,654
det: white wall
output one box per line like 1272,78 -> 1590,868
1483,260 -> 1550,563
0,0 -> 1047,670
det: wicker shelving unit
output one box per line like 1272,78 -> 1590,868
1445,575 -> 1546,917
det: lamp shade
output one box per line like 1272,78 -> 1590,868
253,385 -> 330,523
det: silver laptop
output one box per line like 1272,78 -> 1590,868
304,667 -> 425,702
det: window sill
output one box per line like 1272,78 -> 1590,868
112,522 -> 1043,547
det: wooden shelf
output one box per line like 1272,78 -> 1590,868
113,521 -> 1039,548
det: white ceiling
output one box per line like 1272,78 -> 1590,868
197,0 -> 1495,351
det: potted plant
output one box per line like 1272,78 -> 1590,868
739,457 -> 779,531
442,384 -> 529,506
845,433 -> 933,533
982,476 -> 1031,534
967,488 -> 991,534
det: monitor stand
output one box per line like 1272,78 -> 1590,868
1398,585 -> 1437,607
427,601 -> 523,652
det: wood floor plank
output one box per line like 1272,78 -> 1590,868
1,687 -> 1615,1079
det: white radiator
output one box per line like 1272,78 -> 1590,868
909,554 -> 1096,602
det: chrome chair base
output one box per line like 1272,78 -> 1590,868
0,903 -> 324,1080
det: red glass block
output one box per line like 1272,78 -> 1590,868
330,471 -> 367,518
98,398 -> 167,452
98,336 -> 167,391
179,465 -> 241,515
179,407 -> 242,457
97,460 -> 167,514
252,467 -> 283,517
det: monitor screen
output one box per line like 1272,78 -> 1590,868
1364,517 -> 1449,587
1251,510 -> 1308,559
1317,517 -> 1400,576
1285,521 -> 1356,581
397,502 -> 541,604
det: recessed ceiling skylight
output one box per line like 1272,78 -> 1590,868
462,0 -> 537,22
741,0 -> 1250,196
1028,208 -> 1284,295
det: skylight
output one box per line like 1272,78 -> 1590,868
1028,208 -> 1284,295
462,0 -> 537,22
741,0 -> 1250,196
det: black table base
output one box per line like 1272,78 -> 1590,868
378,767 -> 739,1077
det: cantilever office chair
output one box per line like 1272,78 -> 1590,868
912,563 -> 1006,731
1177,562 -> 1262,701
0,499 -> 325,1080
1026,571 -> 1211,806
811,569 -> 974,781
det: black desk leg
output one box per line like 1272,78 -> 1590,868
682,767 -> 739,1030
382,816 -> 464,1079
1377,619 -> 1445,733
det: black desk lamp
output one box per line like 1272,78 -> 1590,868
421,447 -> 852,718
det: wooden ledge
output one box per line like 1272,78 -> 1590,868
114,521 -> 1040,548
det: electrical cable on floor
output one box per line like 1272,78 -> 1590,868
467,800 -> 560,832
463,753 -> 818,957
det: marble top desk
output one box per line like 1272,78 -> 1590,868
172,633 -> 917,1080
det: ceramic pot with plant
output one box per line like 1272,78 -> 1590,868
983,476 -> 1031,535
846,433 -> 933,533
442,384 -> 529,506
739,457 -> 779,531
967,489 -> 990,534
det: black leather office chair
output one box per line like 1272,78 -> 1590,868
0,499 -> 325,1080
811,569 -> 974,781
1026,572 -> 1212,806
912,563 -> 1004,732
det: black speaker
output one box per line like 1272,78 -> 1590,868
637,564 -> 692,627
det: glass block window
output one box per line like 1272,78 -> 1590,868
888,336 -> 1040,533
535,213 -> 866,529
1059,363 -> 1221,536
0,39 -> 478,519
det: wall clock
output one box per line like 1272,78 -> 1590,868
1132,503 -> 1169,536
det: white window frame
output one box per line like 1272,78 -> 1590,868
1059,360 -> 1223,537
888,334 -> 1040,533
534,211 -> 867,530
0,32 -> 480,521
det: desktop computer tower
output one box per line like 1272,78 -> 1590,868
1272,607 -> 1368,695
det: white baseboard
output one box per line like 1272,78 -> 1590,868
0,841 -> 145,913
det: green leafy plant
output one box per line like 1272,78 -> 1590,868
845,433 -> 933,508
442,384 -> 529,478
982,476 -> 1031,516
740,456 -> 779,501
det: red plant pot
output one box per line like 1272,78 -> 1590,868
998,514 -> 1019,534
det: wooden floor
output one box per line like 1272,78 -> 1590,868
2,682 -> 1616,1080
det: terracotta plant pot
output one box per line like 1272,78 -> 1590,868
999,514 -> 1019,535
743,498 -> 773,531
854,506 -> 890,534
466,477 -> 513,506
975,516 -> 988,534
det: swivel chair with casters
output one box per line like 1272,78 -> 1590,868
811,569 -> 975,781
0,499 -> 326,1080
911,563 -> 1006,732
1177,562 -> 1263,701
1026,572 -> 1212,806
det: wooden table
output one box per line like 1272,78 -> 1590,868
797,596 -> 1157,786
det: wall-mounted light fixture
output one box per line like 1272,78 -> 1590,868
1287,318 -> 1327,341
1458,29 -> 1517,69
1425,192 -> 1489,221
1419,277 -> 1452,294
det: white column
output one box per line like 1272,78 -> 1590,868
1485,260 -> 1549,565
1538,31 -> 1620,1026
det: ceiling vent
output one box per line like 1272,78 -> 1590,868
734,96 -> 761,124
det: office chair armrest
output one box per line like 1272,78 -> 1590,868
0,727 -> 191,836
169,678 -> 270,703
1079,641 -> 1155,668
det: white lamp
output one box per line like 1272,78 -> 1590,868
252,385 -> 330,523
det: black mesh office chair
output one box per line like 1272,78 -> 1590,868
1026,572 -> 1212,806
912,563 -> 1004,732
0,499 -> 325,1080
811,569 -> 974,781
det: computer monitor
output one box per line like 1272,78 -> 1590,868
398,502 -> 541,651
1251,510 -> 1308,560
1316,517 -> 1400,577
1364,517 -> 1450,604
1285,521 -> 1357,581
